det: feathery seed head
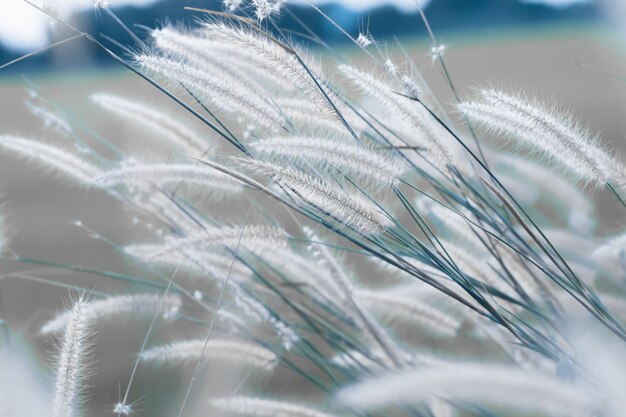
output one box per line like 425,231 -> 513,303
140,339 -> 278,370
126,225 -> 289,266
52,296 -> 95,417
152,26 -> 294,93
241,158 -> 393,234
0,135 -> 102,186
27,103 -> 73,136
201,21 -> 332,112
338,363 -> 597,414
276,98 -> 348,137
251,136 -> 409,189
91,93 -> 208,154
459,89 -> 616,186
94,162 -> 244,195
136,53 -> 285,132
210,396 -> 336,417
339,65 -> 459,171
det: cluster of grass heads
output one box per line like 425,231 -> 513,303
3,1 -> 626,416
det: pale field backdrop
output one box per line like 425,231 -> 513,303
1,23 -> 626,416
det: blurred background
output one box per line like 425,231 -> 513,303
2,0 -> 626,416
0,0 -> 611,71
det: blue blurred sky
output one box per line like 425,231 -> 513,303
0,0 -> 593,51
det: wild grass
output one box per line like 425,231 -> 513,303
1,1 -> 626,417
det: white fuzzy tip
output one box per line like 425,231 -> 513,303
356,33 -> 374,48
252,0 -> 275,21
384,59 -> 398,76
113,402 -> 131,416
430,44 -> 446,60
